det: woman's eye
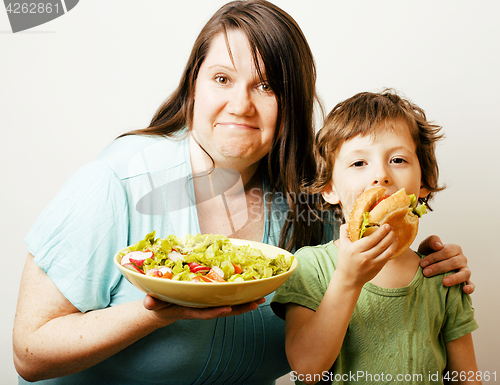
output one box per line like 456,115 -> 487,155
256,81 -> 273,93
259,83 -> 272,92
215,75 -> 229,85
390,157 -> 406,164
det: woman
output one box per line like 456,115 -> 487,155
13,1 -> 472,384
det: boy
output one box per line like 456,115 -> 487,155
271,90 -> 479,384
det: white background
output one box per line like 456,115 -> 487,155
1,1 -> 499,384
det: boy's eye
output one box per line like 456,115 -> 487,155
390,157 -> 406,164
351,161 -> 365,167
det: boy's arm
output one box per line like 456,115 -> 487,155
444,333 -> 482,385
284,273 -> 362,384
283,224 -> 397,384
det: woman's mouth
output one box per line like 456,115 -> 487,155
215,122 -> 258,130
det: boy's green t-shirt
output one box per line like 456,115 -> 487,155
271,241 -> 478,385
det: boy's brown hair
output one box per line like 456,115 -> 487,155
311,89 -> 445,212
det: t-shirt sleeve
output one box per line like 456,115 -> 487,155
25,160 -> 129,313
442,283 -> 478,342
271,246 -> 331,319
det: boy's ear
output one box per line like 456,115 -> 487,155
419,185 -> 430,199
322,182 -> 340,205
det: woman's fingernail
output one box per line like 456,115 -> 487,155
435,241 -> 443,248
443,277 -> 452,286
421,260 -> 429,268
423,267 -> 432,276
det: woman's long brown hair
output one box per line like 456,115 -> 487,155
120,0 -> 325,251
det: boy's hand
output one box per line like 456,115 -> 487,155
335,224 -> 398,288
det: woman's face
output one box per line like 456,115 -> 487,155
191,29 -> 278,171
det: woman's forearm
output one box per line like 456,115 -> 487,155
13,254 -> 175,382
14,299 -> 170,381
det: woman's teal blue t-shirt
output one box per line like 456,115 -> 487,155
24,134 -> 326,385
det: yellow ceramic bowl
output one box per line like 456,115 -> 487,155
114,238 -> 297,308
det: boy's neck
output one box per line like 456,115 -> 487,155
368,248 -> 421,289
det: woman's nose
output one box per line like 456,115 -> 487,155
228,86 -> 255,116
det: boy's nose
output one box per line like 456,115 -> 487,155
373,178 -> 389,185
372,166 -> 391,186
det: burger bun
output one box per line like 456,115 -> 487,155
348,187 -> 420,259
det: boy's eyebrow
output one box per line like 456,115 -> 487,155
338,145 -> 415,162
337,149 -> 367,162
386,145 -> 415,153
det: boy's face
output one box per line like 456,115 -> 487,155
322,122 -> 430,220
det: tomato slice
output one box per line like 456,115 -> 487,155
369,196 -> 388,211
205,269 -> 226,282
161,271 -> 173,279
232,263 -> 243,275
191,275 -> 213,283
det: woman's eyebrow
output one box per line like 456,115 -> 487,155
207,64 -> 236,72
206,64 -> 268,82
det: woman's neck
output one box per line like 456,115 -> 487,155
188,134 -> 265,242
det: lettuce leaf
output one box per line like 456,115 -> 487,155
409,194 -> 427,218
359,212 -> 371,239
413,202 -> 427,218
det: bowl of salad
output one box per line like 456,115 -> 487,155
114,232 -> 297,307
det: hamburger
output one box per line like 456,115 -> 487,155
347,187 -> 427,259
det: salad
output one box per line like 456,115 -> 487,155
118,232 -> 294,283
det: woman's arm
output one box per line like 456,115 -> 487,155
13,254 -> 261,382
444,333 -> 482,384
418,236 -> 474,293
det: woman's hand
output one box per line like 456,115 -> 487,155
143,295 -> 265,322
418,235 -> 474,294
